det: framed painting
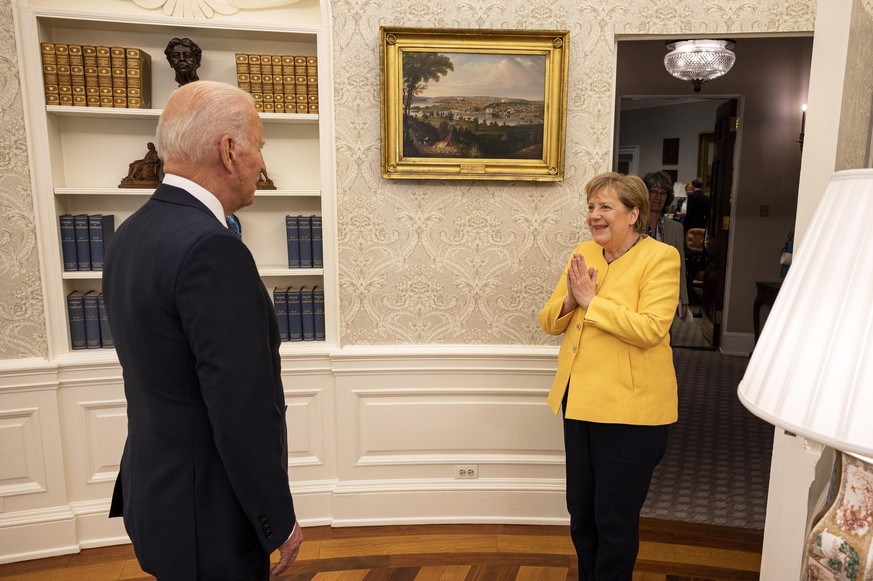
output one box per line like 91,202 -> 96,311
380,27 -> 569,181
662,137 -> 679,165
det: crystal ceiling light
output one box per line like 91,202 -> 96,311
664,39 -> 736,93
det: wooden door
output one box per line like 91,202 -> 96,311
700,99 -> 738,347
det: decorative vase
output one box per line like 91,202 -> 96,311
807,453 -> 873,580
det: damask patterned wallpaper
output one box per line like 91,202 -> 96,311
835,0 -> 873,170
4,0 -> 863,356
332,0 -> 816,345
0,0 -> 48,359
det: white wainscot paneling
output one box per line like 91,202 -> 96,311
0,360 -> 78,564
79,401 -> 127,485
281,361 -> 337,527
56,364 -> 129,550
0,407 -> 47,496
286,388 -> 325,467
355,390 -> 563,466
329,346 -> 568,526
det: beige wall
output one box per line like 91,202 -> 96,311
332,0 -> 816,345
0,0 -> 47,359
835,0 -> 873,170
0,0 -> 820,359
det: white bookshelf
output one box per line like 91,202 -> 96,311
16,1 -> 338,358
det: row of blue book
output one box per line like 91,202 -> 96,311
286,215 -> 323,269
67,290 -> 113,349
273,286 -> 325,341
60,214 -> 115,271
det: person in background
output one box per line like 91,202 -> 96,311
540,172 -> 680,581
672,182 -> 692,224
683,177 -> 710,232
643,171 -> 689,320
103,81 -> 302,580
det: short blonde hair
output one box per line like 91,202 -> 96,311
585,172 -> 649,232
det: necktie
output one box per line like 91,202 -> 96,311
226,214 -> 242,239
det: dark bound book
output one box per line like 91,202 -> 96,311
83,290 -> 101,349
273,286 -> 289,342
88,214 -> 114,271
59,214 -> 77,271
67,290 -> 86,350
287,286 -> 303,342
300,285 -> 315,341
97,292 -> 113,348
311,215 -> 323,269
313,285 -> 325,341
286,215 -> 300,268
125,47 -> 151,109
298,215 -> 312,268
73,214 -> 91,270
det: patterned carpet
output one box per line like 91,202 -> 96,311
641,318 -> 773,530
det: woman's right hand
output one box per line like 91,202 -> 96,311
568,253 -> 598,309
560,285 -> 578,318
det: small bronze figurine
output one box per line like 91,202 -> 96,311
119,142 -> 162,188
165,37 -> 201,86
256,168 -> 277,190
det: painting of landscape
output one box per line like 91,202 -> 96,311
401,51 -> 546,160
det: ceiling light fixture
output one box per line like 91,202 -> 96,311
664,39 -> 736,93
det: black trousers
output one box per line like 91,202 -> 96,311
563,410 -> 669,581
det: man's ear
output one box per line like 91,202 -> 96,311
219,135 -> 234,172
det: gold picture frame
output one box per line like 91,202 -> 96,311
697,132 -> 715,193
380,27 -> 569,181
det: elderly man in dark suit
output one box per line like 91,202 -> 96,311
104,81 -> 302,580
683,177 -> 710,232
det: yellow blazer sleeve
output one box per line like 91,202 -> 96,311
584,244 -> 680,349
541,238 -> 680,424
539,250 -> 577,336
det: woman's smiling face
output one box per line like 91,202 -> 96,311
587,186 -> 639,254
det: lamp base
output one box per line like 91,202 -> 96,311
807,452 -> 873,580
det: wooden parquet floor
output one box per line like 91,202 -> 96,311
0,519 -> 762,581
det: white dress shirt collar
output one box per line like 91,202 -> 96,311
162,173 -> 228,228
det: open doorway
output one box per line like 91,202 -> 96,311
615,96 -> 735,348
613,37 -> 812,353
611,36 -> 812,532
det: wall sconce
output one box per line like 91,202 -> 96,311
664,39 -> 736,93
798,104 -> 807,151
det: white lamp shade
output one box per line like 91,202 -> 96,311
738,169 -> 873,458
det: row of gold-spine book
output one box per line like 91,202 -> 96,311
235,53 -> 318,113
41,42 -> 151,109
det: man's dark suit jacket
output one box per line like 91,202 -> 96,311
104,184 -> 295,580
683,188 -> 710,232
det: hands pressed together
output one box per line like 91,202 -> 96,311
562,253 -> 598,316
270,522 -> 303,578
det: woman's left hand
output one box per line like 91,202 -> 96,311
568,253 -> 598,309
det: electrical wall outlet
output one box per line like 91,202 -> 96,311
454,464 -> 478,479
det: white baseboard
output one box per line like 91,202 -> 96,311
330,478 -> 568,527
71,499 -> 130,549
0,507 -> 78,565
720,331 -> 754,356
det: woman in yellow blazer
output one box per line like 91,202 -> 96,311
540,172 -> 680,581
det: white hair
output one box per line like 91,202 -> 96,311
156,81 -> 256,165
